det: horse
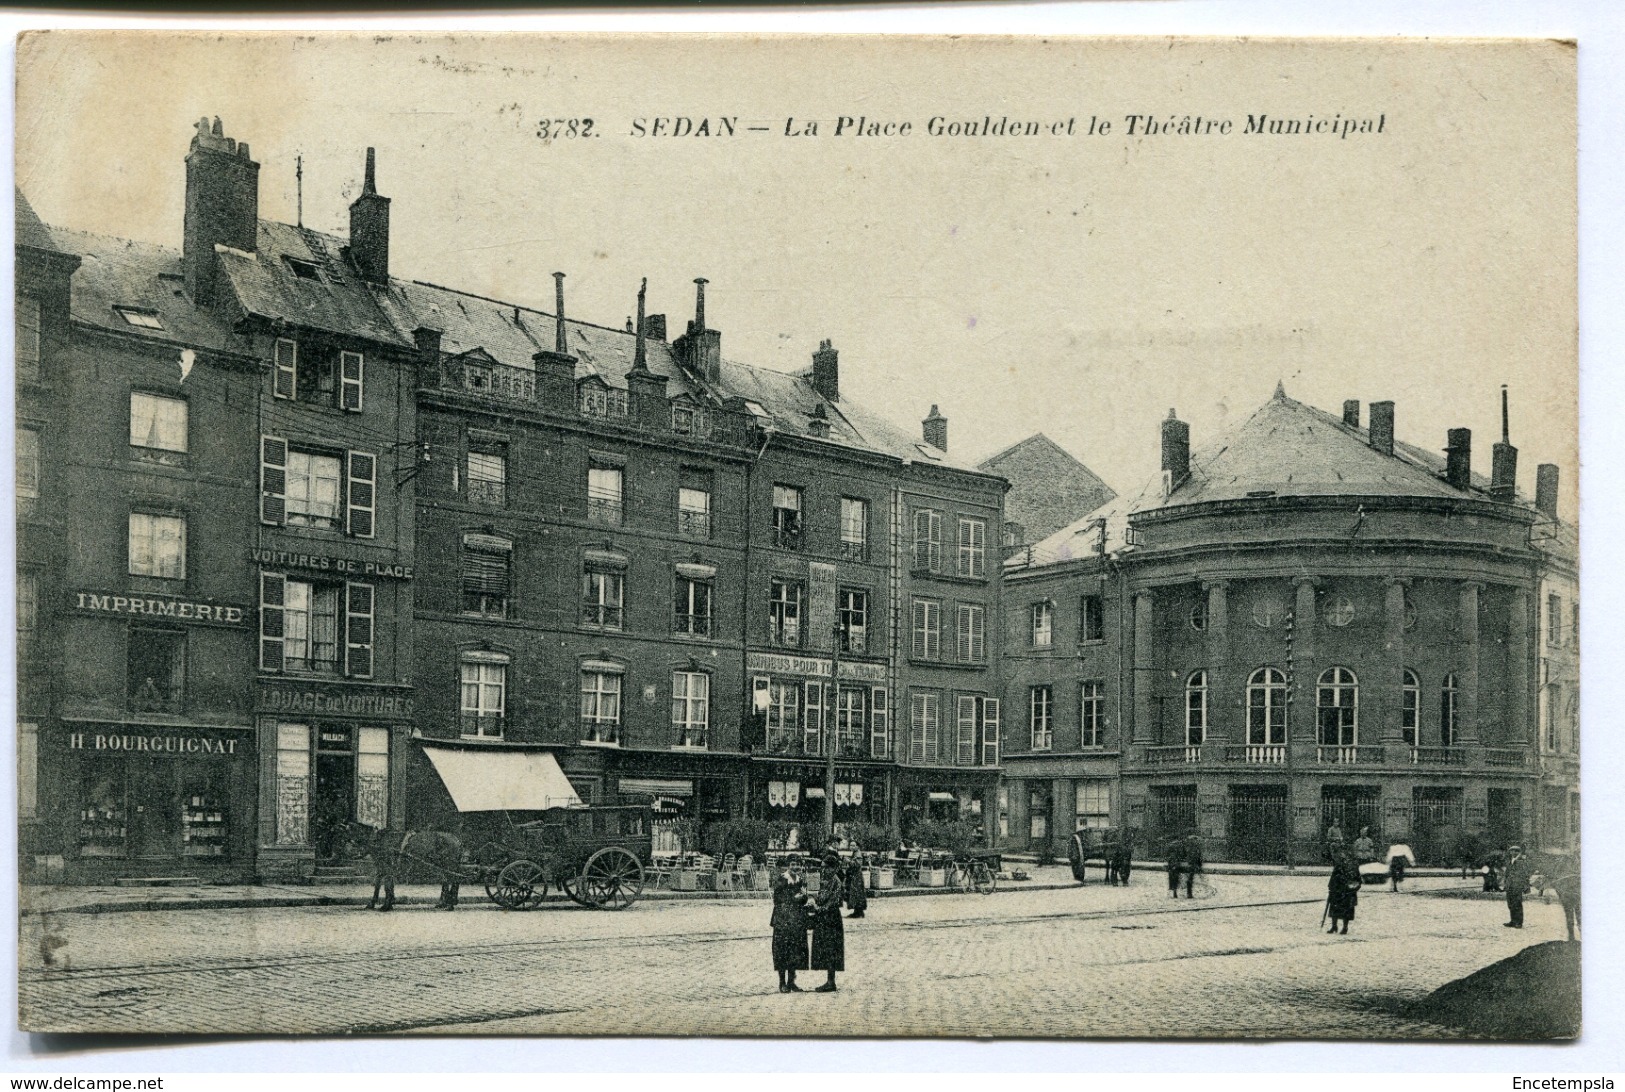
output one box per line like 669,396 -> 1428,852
344,823 -> 466,912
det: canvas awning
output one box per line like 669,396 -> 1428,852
619,778 -> 694,797
421,744 -> 583,812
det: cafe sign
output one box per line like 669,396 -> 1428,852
70,730 -> 241,756
70,590 -> 247,627
746,652 -> 887,683
257,680 -> 415,719
250,548 -> 413,580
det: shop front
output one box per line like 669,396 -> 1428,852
896,767 -> 1000,846
749,756 -> 892,844
254,679 -> 413,882
42,721 -> 257,883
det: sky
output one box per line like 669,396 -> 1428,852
15,32 -> 1578,516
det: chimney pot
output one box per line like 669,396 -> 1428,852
183,115 -> 260,305
923,405 -> 948,451
1490,386 -> 1518,501
1161,409 -> 1191,491
1535,463 -> 1560,519
348,147 -> 391,283
1342,399 -> 1361,428
642,313 -> 667,342
693,277 -> 708,331
554,272 -> 568,356
1445,428 -> 1473,491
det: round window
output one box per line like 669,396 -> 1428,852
1324,596 -> 1356,627
1252,597 -> 1282,629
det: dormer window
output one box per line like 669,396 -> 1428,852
283,256 -> 322,281
115,307 -> 164,330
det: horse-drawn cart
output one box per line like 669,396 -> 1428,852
472,805 -> 651,911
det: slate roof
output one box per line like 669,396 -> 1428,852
1013,385 -> 1543,570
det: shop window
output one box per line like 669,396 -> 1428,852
128,628 -> 185,713
840,497 -> 868,561
181,766 -> 230,857
955,603 -> 985,663
588,463 -> 624,525
461,534 -> 512,618
19,723 -> 38,819
1248,666 -> 1287,746
1080,681 -> 1105,748
676,573 -> 713,637
1185,670 -> 1208,746
770,578 -> 803,647
909,691 -> 941,763
466,449 -> 507,507
128,511 -> 185,579
78,761 -> 128,857
1317,666 -> 1359,746
129,392 -> 188,462
1076,781 -> 1112,830
260,437 -> 375,538
260,574 -> 373,678
840,588 -> 869,653
1030,686 -> 1053,751
275,723 -> 311,845
1402,669 -> 1420,746
356,726 -> 390,828
1031,601 -> 1053,648
911,598 -> 941,660
997,784 -> 1010,840
957,517 -> 987,578
772,485 -> 803,549
17,569 -> 37,664
1441,673 -> 1459,747
912,508 -> 943,572
672,671 -> 710,749
678,484 -> 712,538
1081,595 -> 1106,642
17,427 -> 39,498
1029,784 -> 1050,843
17,295 -> 40,380
580,667 -> 623,744
460,655 -> 507,739
583,567 -> 625,629
956,695 -> 999,766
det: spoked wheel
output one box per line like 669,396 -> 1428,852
971,861 -> 997,895
560,873 -> 592,907
487,859 -> 547,910
579,847 -> 645,910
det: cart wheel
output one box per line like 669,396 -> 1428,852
559,873 -> 592,907
579,847 -> 644,910
972,860 -> 997,895
487,860 -> 546,910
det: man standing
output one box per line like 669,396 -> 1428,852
1504,845 -> 1532,929
1183,833 -> 1205,898
1353,826 -> 1376,864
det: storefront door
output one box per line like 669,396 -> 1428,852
313,727 -> 357,861
130,762 -> 182,858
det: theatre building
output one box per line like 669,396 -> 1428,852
1000,385 -> 1577,864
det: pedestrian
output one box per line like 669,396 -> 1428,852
1326,850 -> 1362,935
1503,845 -> 1532,929
1165,837 -> 1184,898
1183,833 -> 1205,898
809,850 -> 846,992
1324,821 -> 1345,863
844,849 -> 868,919
1483,848 -> 1506,892
1353,827 -> 1376,864
1386,842 -> 1414,893
770,863 -> 810,993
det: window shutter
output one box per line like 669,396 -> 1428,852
273,338 -> 297,399
804,681 -> 823,754
982,698 -> 1000,766
970,606 -> 985,661
462,547 -> 511,596
259,572 -> 286,672
347,451 -> 376,538
910,695 -> 926,763
345,582 -> 374,678
340,351 -> 365,412
870,686 -> 889,758
957,695 -> 977,766
260,436 -> 287,526
923,695 -> 939,761
929,511 -> 943,571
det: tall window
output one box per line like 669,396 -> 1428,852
580,669 -> 623,743
1545,684 -> 1560,752
957,518 -> 987,578
16,296 -> 40,380
956,604 -> 986,663
1185,670 -> 1208,746
772,485 -> 803,549
16,427 -> 39,499
128,629 -> 185,713
672,671 -> 710,748
834,686 -> 867,756
261,439 -> 374,538
582,568 -> 625,629
1317,666 -> 1359,746
1031,602 -> 1053,648
128,512 -> 185,579
839,588 -> 869,652
1547,594 -> 1562,647
678,485 -> 712,538
129,393 -> 188,458
1441,673 -> 1459,746
1079,595 -> 1105,643
769,578 -> 803,646
284,580 -> 341,674
260,576 -> 371,677
1080,680 -> 1105,748
1247,667 -> 1287,746
461,534 -> 512,618
460,656 -> 506,738
909,692 -> 940,763
466,449 -> 507,507
766,679 -> 801,752
954,695 -> 1000,766
588,464 -> 624,525
287,450 -> 344,529
1030,686 -> 1054,751
840,498 -> 868,561
1076,782 -> 1111,830
676,574 -> 713,636
913,509 -> 943,572
1401,669 -> 1420,746
911,598 -> 941,660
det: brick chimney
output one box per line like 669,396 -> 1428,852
811,339 -> 839,402
1161,408 -> 1190,494
1368,400 -> 1395,456
1535,464 -> 1560,519
1445,428 -> 1472,491
1490,385 -> 1518,501
627,277 -> 669,429
673,278 -> 722,384
923,405 -> 948,451
183,116 -> 260,305
1342,400 -> 1361,428
349,148 -> 391,284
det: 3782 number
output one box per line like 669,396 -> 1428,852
536,118 -> 595,141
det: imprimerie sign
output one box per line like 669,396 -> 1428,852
71,590 -> 247,626
257,680 -> 415,719
249,548 -> 413,580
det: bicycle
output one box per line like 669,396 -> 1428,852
948,854 -> 998,895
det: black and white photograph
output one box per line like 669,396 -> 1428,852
11,31 -> 1580,1043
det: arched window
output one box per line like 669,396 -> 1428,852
1441,673 -> 1459,747
1185,670 -> 1208,746
1317,666 -> 1358,746
1247,667 -> 1286,746
1401,669 -> 1419,746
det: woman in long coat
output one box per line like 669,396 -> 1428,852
1326,851 -> 1362,935
844,853 -> 868,918
770,866 -> 809,992
810,852 -> 846,992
